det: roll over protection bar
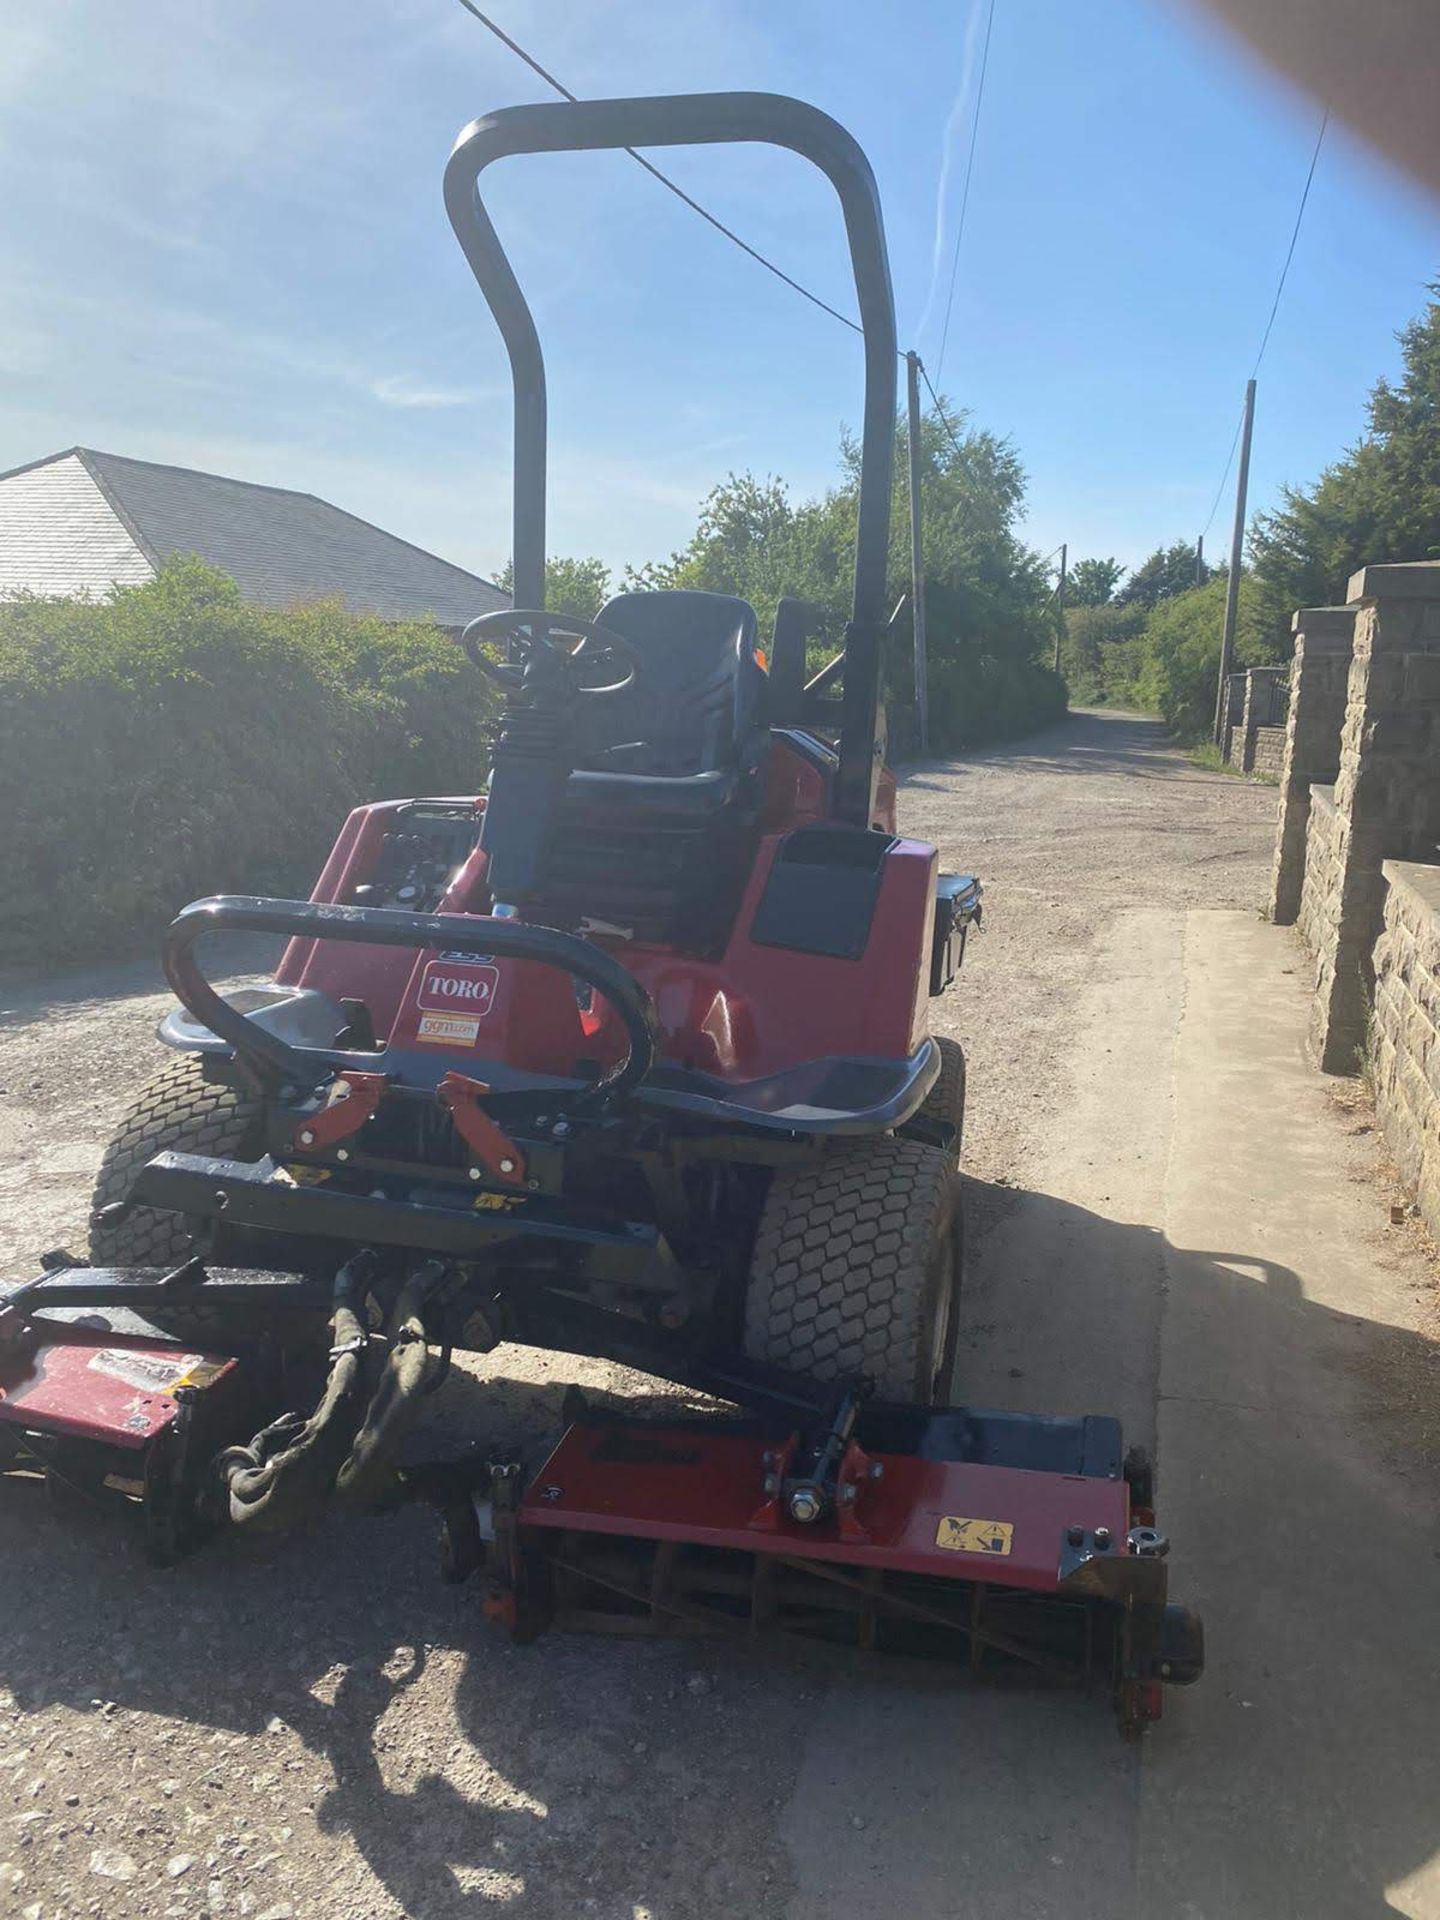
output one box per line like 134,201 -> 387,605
442,91 -> 897,830
162,896 -> 661,1099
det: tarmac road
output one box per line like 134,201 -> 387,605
2,708 -> 1437,1920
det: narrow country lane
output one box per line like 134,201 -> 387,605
2,708 -> 1437,1920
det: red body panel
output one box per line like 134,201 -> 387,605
0,1338 -> 236,1451
275,798 -> 493,1037
382,833 -> 937,1079
521,1424 -> 1130,1594
273,732 -> 934,1084
760,735 -> 832,832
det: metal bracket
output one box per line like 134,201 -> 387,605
437,1072 -> 528,1186
291,1071 -> 389,1154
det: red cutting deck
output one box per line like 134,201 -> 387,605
0,1339 -> 235,1450
520,1424 -> 1131,1593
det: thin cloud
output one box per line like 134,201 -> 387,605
915,0 -> 985,349
368,373 -> 484,409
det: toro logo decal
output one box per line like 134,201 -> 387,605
418,961 -> 500,1016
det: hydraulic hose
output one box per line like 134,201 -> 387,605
214,1252 -> 376,1532
334,1261 -> 453,1513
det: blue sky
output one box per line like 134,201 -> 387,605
3,0 -> 1438,589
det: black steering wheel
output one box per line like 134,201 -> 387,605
460,608 -> 643,698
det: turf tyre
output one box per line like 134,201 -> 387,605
89,1055 -> 263,1267
744,1136 -> 962,1402
916,1035 -> 966,1161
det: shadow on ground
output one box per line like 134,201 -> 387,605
1,1187 -> 1436,1919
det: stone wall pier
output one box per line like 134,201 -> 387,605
1270,607 -> 1355,925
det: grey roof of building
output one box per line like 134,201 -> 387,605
0,447 -> 507,625
0,451 -> 153,600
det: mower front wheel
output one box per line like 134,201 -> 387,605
89,1055 -> 264,1267
744,1137 -> 962,1403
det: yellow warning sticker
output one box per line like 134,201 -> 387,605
935,1516 -> 1014,1557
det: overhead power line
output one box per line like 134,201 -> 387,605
1199,402 -> 1248,545
918,359 -> 967,465
935,0 -> 996,386
453,0 -> 864,336
1251,108 -> 1329,383
1199,107 -> 1329,541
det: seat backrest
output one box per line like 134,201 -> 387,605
573,590 -> 764,776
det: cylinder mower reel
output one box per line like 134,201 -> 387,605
0,89 -> 1202,1739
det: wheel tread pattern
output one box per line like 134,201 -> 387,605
917,1035 -> 966,1161
88,1055 -> 262,1267
745,1137 -> 957,1399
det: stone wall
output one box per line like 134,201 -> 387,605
1269,607 -> 1356,925
1250,726 -> 1285,778
1309,563 -> 1440,1071
1234,667 -> 1288,771
1372,861 -> 1440,1231
1299,783 -> 1340,963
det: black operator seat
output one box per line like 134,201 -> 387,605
567,590 -> 769,811
538,591 -> 770,950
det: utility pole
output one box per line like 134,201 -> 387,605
1212,378 -> 1256,747
1195,532 -> 1205,585
905,351 -> 930,755
1051,541 -> 1067,673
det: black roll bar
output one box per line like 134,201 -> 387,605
163,897 -> 661,1099
443,92 -> 897,829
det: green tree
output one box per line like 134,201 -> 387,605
1250,285 -> 1440,642
1067,556 -> 1126,607
1060,602 -> 1147,701
1132,574 -> 1277,738
496,554 -> 613,620
1115,540 -> 1209,608
622,475 -> 835,636
627,396 -> 1064,746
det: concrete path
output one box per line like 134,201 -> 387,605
786,905 -> 1440,1920
1143,914 -> 1440,1919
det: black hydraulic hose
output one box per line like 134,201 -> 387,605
214,1252 -> 375,1532
334,1262 -> 452,1514
163,895 -> 660,1100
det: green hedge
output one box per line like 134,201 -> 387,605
0,559 -> 497,967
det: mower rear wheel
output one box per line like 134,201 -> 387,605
744,1137 -> 962,1402
89,1055 -> 263,1268
917,1035 -> 966,1161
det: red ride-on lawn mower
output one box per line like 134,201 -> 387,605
0,94 -> 1200,1734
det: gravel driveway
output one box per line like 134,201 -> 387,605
0,709 -> 1278,1920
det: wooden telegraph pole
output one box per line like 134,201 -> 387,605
1212,379 -> 1256,746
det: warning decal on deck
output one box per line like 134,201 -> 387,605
88,1349 -> 206,1396
935,1516 -> 1014,1556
